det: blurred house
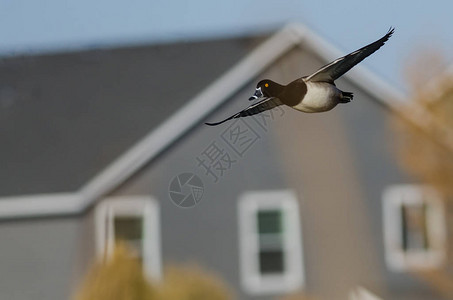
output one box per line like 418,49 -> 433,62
0,24 -> 450,300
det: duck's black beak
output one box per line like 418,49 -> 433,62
248,87 -> 263,101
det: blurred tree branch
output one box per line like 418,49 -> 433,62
391,51 -> 453,298
393,51 -> 453,196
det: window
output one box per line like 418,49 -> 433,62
383,185 -> 446,271
95,196 -> 161,280
257,210 -> 285,275
238,190 -> 304,295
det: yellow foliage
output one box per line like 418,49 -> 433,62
74,244 -> 233,300
74,243 -> 156,300
392,71 -> 453,197
157,264 -> 233,300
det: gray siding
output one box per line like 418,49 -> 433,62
109,74 -> 290,300
0,217 -> 81,300
103,45 -> 447,300
337,75 -> 442,299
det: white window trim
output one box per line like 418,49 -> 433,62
95,196 -> 162,280
382,185 -> 446,272
238,190 -> 304,295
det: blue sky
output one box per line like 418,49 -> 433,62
1,0 -> 452,93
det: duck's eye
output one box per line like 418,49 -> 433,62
265,83 -> 269,88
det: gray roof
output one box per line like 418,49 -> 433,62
0,36 -> 263,196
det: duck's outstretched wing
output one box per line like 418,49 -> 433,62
205,97 -> 283,126
306,27 -> 394,83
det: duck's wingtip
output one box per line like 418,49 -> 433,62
205,114 -> 238,126
387,27 -> 395,36
204,118 -> 231,126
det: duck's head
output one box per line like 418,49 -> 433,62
248,80 -> 282,100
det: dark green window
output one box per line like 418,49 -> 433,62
257,209 -> 285,274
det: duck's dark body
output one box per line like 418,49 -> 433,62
279,79 -> 307,107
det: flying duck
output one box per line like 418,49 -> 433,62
205,28 -> 394,126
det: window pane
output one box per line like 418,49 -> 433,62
259,234 -> 283,250
258,210 -> 282,234
259,250 -> 285,274
114,216 -> 143,241
114,216 -> 144,258
401,203 -> 429,251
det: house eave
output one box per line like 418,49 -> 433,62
0,193 -> 84,219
